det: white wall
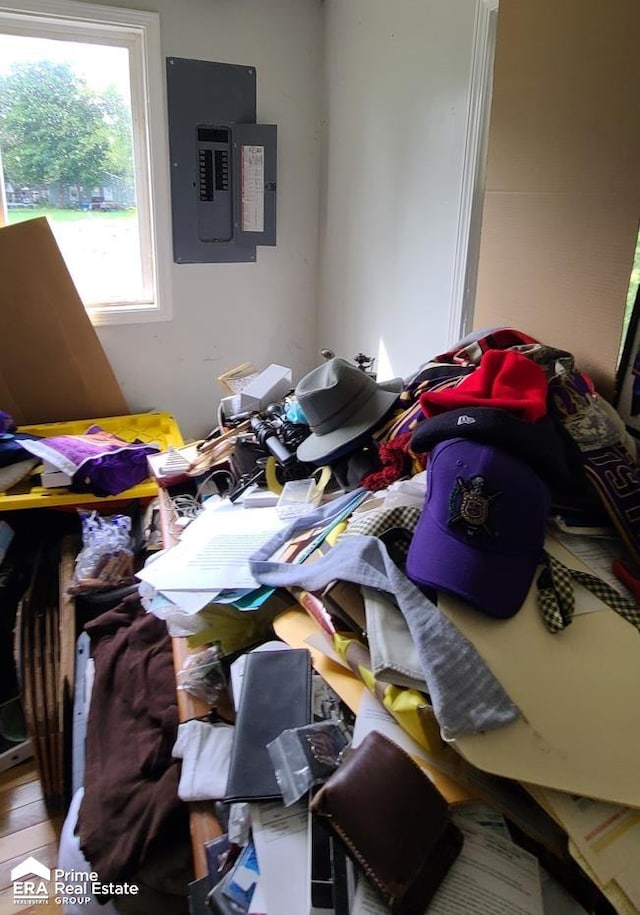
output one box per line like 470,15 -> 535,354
317,0 -> 481,381
88,0 -> 489,436
92,0 -> 323,440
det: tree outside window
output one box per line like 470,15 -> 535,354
0,1 -> 172,324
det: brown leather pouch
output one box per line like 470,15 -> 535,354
310,730 -> 463,914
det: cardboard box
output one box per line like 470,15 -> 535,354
238,364 -> 292,412
0,218 -> 129,424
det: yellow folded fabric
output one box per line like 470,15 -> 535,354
333,632 -> 438,754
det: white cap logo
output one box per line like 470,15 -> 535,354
457,415 -> 476,425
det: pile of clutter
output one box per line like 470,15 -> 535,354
277,327 -> 640,616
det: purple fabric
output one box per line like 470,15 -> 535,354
71,447 -> 156,496
19,425 -> 159,497
406,438 -> 551,619
0,411 -> 16,434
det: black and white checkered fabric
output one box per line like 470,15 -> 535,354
342,505 -> 421,540
340,504 -> 421,572
536,551 -> 640,633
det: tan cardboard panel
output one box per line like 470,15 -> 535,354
0,218 -> 128,424
445,537 -> 640,807
475,0 -> 640,400
474,190 -> 634,397
485,0 -> 640,196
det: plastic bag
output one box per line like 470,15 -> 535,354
68,510 -> 135,595
176,644 -> 227,706
267,720 -> 350,807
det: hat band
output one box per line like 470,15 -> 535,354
310,381 -> 376,436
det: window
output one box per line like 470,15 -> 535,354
621,228 -> 640,355
0,0 -> 172,323
615,224 -> 640,428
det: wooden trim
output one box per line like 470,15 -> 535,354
448,0 -> 499,344
161,489 -> 224,879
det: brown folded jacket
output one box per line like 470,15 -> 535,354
310,730 -> 463,914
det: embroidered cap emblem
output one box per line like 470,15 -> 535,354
448,474 -> 500,537
456,415 -> 476,425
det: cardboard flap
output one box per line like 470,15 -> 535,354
0,218 -> 128,424
446,536 -> 640,806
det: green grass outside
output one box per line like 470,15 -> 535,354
625,236 -> 640,334
7,206 -> 136,225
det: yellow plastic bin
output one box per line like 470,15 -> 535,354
0,412 -> 184,511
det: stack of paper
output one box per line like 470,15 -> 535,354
527,784 -> 640,913
137,502 -> 287,630
139,492 -> 368,640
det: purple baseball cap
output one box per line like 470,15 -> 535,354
406,438 -> 551,619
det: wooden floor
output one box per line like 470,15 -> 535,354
0,759 -> 63,915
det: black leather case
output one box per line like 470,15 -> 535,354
224,648 -> 312,803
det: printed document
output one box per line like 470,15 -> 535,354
427,823 -> 543,915
136,503 -> 284,591
537,787 -> 640,909
350,822 -> 543,915
250,800 -> 309,915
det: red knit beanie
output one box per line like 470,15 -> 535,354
419,349 -> 548,423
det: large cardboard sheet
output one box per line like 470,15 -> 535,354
474,0 -> 640,400
445,537 -> 640,806
0,218 -> 128,424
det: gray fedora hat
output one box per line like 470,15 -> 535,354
295,357 -> 403,464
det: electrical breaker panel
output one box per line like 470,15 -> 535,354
196,125 -> 233,243
166,58 -> 277,264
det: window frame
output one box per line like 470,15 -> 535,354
0,0 -> 173,324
